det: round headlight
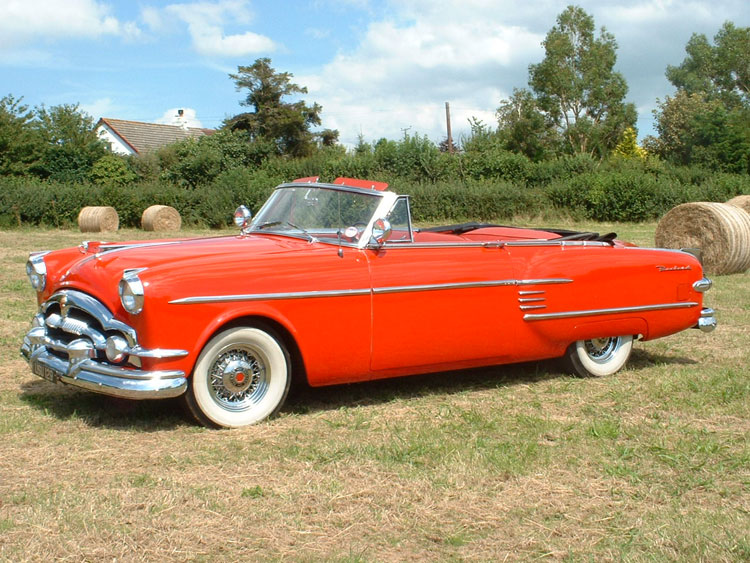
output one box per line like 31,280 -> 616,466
119,271 -> 145,314
26,254 -> 48,292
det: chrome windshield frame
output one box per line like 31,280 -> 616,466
247,182 -> 398,250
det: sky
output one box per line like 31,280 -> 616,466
1,0 -> 748,148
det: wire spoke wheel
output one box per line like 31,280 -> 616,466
184,326 -> 291,428
208,346 -> 267,411
564,335 -> 634,378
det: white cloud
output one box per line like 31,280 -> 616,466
80,97 -> 117,120
305,0 -> 750,144
164,0 -> 276,56
304,0 -> 543,145
155,107 -> 204,128
0,0 -> 140,50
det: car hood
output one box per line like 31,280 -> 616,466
52,234 -> 317,307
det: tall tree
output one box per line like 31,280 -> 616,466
226,58 -> 330,157
655,21 -> 750,172
0,95 -> 44,176
528,5 -> 636,158
666,22 -> 749,109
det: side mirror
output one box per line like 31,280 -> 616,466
234,205 -> 252,233
371,218 -> 392,246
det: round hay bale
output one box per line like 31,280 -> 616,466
655,202 -> 750,275
78,206 -> 119,233
727,194 -> 750,215
141,205 -> 181,232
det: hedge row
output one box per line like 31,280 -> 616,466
1,167 -> 749,229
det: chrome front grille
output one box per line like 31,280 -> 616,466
21,289 -> 189,399
30,290 -> 139,366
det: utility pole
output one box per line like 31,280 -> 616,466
445,102 -> 454,153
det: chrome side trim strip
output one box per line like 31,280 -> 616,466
520,305 -> 547,311
372,279 -> 519,294
505,240 -> 611,247
374,242 -> 499,249
171,278 -> 573,304
171,288 -> 371,305
519,290 -> 545,296
524,301 -> 699,321
375,240 -> 612,249
517,279 -> 573,286
518,297 -> 545,303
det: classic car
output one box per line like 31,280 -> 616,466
21,177 -> 717,428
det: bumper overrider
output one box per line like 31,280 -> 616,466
20,290 -> 188,399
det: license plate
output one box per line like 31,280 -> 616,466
32,360 -> 61,383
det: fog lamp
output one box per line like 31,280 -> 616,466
106,335 -> 130,363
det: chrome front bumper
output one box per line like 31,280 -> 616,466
20,290 -> 188,400
21,338 -> 186,399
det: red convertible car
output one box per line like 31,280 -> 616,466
22,177 -> 716,427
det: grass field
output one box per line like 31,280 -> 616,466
0,224 -> 748,561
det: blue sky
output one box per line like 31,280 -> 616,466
1,0 -> 748,147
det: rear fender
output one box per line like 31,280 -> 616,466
570,318 -> 648,344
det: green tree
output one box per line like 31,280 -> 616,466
35,103 -> 107,182
528,5 -> 636,158
651,91 -> 750,173
666,22 -> 749,109
496,88 -> 557,161
612,127 -> 647,160
226,58 -> 330,157
0,95 -> 44,176
655,22 -> 750,172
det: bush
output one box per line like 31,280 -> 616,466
408,180 -> 545,222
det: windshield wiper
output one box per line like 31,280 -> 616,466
254,221 -> 316,242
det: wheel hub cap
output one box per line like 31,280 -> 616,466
208,348 -> 266,410
585,337 -> 619,363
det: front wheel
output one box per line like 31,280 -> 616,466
184,326 -> 291,428
563,335 -> 634,378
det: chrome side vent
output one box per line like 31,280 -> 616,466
518,290 -> 547,311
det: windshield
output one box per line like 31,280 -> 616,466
249,186 -> 383,244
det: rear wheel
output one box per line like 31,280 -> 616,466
563,335 -> 634,377
184,326 -> 291,428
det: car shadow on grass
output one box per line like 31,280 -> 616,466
17,349 -> 697,429
285,348 -> 697,418
18,379 -> 188,431
286,360 -> 570,417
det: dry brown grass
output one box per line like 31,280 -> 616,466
0,226 -> 748,562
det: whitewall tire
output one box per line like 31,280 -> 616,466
564,335 -> 634,378
185,326 -> 291,428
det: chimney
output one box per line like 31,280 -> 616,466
176,109 -> 188,130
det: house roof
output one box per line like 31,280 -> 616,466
97,118 -> 215,154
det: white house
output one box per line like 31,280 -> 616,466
96,116 -> 214,156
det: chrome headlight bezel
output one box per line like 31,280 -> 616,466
26,252 -> 49,292
118,269 -> 145,314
